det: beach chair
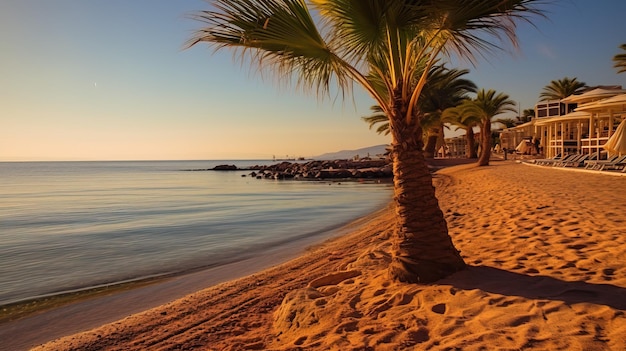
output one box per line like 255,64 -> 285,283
561,153 -> 596,167
584,154 -> 618,169
532,153 -> 561,165
590,155 -> 625,170
546,154 -> 577,167
537,154 -> 573,166
598,155 -> 626,171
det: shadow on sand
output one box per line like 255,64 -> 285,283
441,265 -> 626,311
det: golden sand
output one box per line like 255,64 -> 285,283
31,161 -> 626,350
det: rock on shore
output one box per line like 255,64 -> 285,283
211,159 -> 393,180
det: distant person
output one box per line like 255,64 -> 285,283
533,138 -> 540,155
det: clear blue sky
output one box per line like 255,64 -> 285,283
1,0 -> 625,161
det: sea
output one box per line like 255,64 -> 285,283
0,160 -> 392,306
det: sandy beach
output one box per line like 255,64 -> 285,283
27,161 -> 626,350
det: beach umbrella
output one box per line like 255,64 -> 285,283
515,140 -> 529,153
603,118 -> 626,156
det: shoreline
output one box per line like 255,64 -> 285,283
0,159 -> 474,350
28,160 -> 626,351
0,203 -> 391,351
0,158 -> 467,319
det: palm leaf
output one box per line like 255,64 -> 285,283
613,43 -> 626,74
189,0 -> 353,96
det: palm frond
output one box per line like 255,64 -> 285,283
471,89 -> 517,121
430,0 -> 548,65
613,43 -> 626,74
361,105 -> 390,135
188,0 -> 352,96
539,77 -> 587,100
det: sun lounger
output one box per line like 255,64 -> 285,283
598,155 -> 626,171
584,155 -> 619,169
536,154 -> 573,166
561,153 -> 597,167
547,154 -> 578,167
531,153 -> 561,165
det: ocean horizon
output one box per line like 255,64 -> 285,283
0,160 -> 392,306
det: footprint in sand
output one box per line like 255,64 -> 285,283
308,270 -> 361,288
334,320 -> 359,334
603,268 -> 616,276
404,328 -> 430,345
431,303 -> 446,314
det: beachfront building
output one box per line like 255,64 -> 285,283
440,135 -> 467,158
500,86 -> 626,159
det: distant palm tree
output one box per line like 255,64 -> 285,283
494,117 -> 516,129
539,77 -> 587,100
188,0 -> 546,283
442,100 -> 481,158
613,44 -> 626,74
496,107 -> 533,127
466,89 -> 517,166
422,66 -> 477,158
520,108 -> 535,122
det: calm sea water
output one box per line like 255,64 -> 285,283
0,160 -> 391,306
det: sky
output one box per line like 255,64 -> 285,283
1,0 -> 625,161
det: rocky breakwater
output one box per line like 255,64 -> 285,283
215,159 -> 393,181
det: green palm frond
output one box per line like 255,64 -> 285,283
189,0 -> 354,97
442,99 -> 481,127
362,105 -> 391,135
431,0 -> 546,64
471,89 -> 517,122
421,65 -> 477,116
539,77 -> 587,100
189,0 -> 548,123
613,43 -> 626,74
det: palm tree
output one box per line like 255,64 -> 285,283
442,100 -> 481,158
613,44 -> 626,74
495,117 -> 516,128
495,107 -> 533,128
188,0 -> 546,283
422,66 -> 477,158
467,89 -> 517,166
362,65 -> 477,152
519,108 -> 535,122
539,77 -> 587,101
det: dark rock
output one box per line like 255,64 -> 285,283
212,164 -> 238,171
248,159 -> 392,181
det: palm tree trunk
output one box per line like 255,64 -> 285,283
388,120 -> 466,283
466,127 -> 477,159
477,119 -> 491,166
423,129 -> 438,158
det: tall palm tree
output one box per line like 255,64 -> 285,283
422,66 -> 477,158
188,0 -> 546,283
539,77 -> 587,101
613,44 -> 626,74
467,89 -> 517,166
